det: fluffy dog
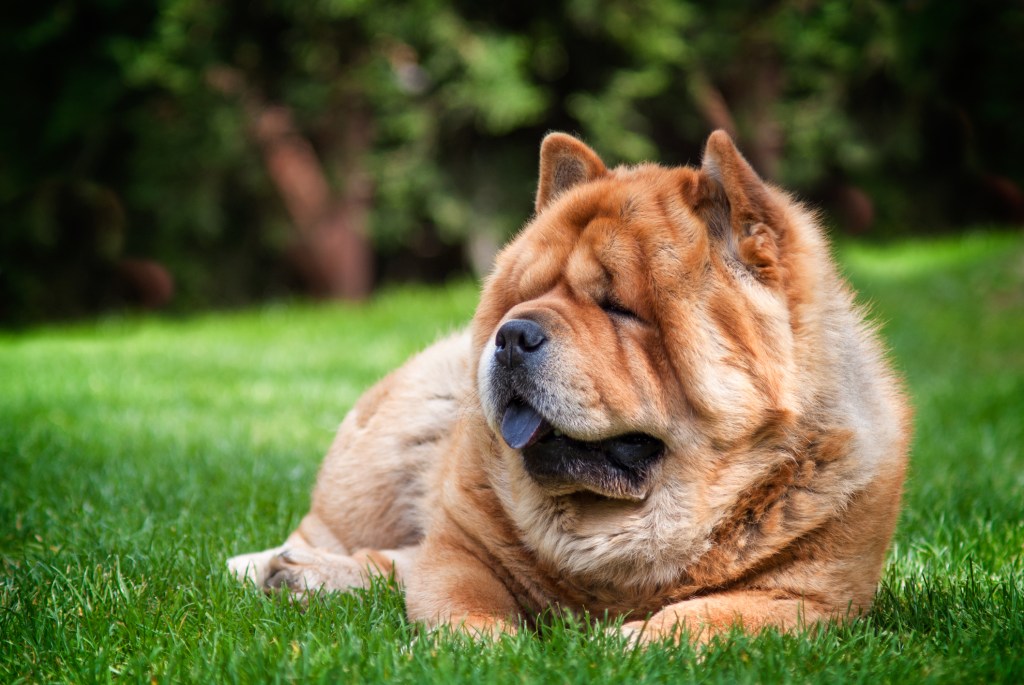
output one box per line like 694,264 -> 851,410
229,131 -> 910,642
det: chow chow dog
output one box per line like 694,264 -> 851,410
229,130 -> 910,642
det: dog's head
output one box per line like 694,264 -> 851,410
473,131 -> 816,507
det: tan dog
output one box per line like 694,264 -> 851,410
229,131 -> 910,642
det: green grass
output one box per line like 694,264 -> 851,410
2,232 -> 1023,683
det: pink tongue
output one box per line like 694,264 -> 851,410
501,402 -> 549,450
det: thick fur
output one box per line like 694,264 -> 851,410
229,131 -> 910,642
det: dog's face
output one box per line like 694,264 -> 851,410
471,133 -> 812,585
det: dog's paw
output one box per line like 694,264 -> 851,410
618,621 -> 651,647
228,546 -> 285,586
618,618 -> 708,649
263,548 -> 369,595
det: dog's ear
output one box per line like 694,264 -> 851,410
536,133 -> 607,212
700,130 -> 786,285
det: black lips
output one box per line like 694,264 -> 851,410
519,425 -> 665,499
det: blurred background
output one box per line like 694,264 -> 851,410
2,0 -> 1022,324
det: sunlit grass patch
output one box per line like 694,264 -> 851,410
2,233 -> 1023,683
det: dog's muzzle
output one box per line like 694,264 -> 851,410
489,317 -> 665,500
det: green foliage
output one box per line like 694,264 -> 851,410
1,232 -> 1023,682
2,1 -> 1022,321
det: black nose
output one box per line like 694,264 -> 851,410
494,319 -> 547,369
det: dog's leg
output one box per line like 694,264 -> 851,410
402,530 -> 521,637
619,590 -> 835,644
229,332 -> 473,603
227,510 -> 350,586
261,545 -> 419,595
229,333 -> 471,588
227,545 -> 290,586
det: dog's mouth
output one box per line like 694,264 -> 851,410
500,399 -> 665,500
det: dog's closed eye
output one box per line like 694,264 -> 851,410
599,298 -> 642,322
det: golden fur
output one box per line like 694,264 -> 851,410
229,131 -> 910,642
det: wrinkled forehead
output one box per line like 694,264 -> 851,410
500,166 -> 709,298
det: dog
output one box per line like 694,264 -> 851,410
229,130 -> 910,643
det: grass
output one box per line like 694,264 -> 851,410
2,230 -> 1023,683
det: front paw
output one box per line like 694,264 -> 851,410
619,618 -> 708,647
263,548 -> 368,595
264,549 -> 321,593
227,546 -> 287,586
619,620 -> 652,646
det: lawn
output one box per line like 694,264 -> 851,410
2,231 -> 1022,683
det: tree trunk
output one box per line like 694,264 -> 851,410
208,66 -> 374,299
